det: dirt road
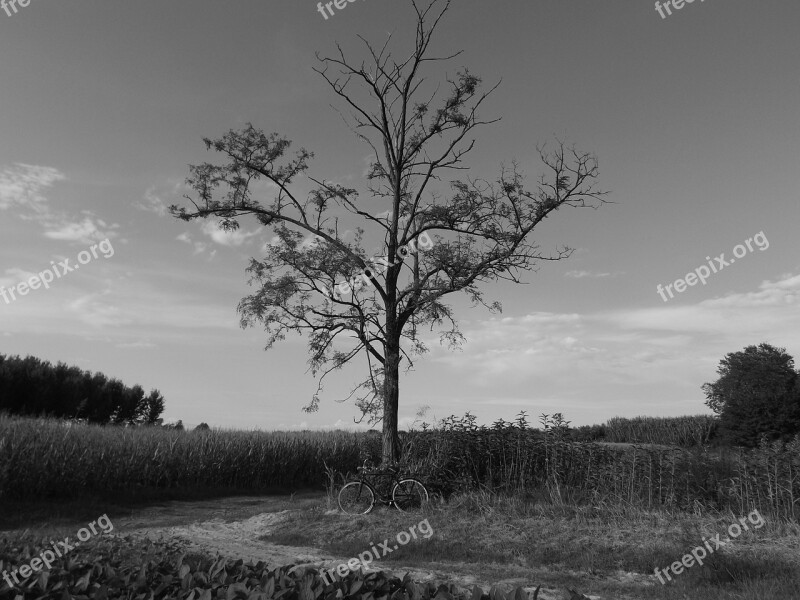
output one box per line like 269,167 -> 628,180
115,494 -> 607,600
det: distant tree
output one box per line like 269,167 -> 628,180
141,390 -> 166,424
0,353 -> 166,425
195,422 -> 211,431
702,343 -> 800,446
569,423 -> 606,442
163,420 -> 184,431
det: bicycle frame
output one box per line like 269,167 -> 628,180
338,462 -> 429,515
356,468 -> 402,505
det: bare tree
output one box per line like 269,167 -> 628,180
171,0 -> 608,465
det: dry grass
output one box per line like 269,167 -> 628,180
265,492 -> 800,599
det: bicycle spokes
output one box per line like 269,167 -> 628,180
338,481 -> 375,515
392,479 -> 429,511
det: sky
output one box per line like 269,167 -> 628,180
0,0 -> 798,431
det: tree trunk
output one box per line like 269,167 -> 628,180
381,342 -> 401,465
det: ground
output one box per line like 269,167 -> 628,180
5,492 -> 799,600
118,494 -> 616,600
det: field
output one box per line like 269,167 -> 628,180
2,414 -> 798,520
1,414 -> 799,599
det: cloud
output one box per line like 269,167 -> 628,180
42,214 -> 118,245
0,267 -> 39,289
116,340 -> 157,349
136,180 -> 186,217
423,272 -> 800,407
177,232 -> 209,255
66,292 -> 131,328
300,234 -> 324,249
564,269 -> 621,278
0,163 -> 65,213
136,187 -> 168,216
0,164 -> 121,244
609,273 -> 800,335
200,221 -> 262,247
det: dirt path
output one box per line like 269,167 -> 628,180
114,494 -> 613,600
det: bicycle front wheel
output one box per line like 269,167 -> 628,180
338,481 -> 375,515
391,478 -> 428,512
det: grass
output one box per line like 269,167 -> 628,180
262,492 -> 800,599
1,489 -> 799,599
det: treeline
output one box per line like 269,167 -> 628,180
569,415 -> 719,447
0,354 -> 164,425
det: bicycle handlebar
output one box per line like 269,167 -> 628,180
358,460 -> 401,474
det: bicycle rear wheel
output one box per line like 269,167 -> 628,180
338,481 -> 375,515
391,478 -> 428,511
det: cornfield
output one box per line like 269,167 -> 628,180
602,415 -> 719,446
0,415 -> 365,500
1,413 -> 798,521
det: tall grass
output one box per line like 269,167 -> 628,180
602,414 -> 719,446
400,413 -> 800,521
2,413 -> 798,521
0,415 -> 365,500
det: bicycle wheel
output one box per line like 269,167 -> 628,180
391,478 -> 428,511
338,481 -> 376,515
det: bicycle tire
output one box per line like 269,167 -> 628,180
391,478 -> 428,512
338,481 -> 376,515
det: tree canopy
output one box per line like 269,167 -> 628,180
0,353 -> 165,425
702,342 -> 800,446
171,0 -> 607,463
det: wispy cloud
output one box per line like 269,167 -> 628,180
426,272 -> 800,406
42,214 -> 119,245
136,181 -> 185,217
0,163 -> 120,244
610,273 -> 800,335
177,231 -> 213,257
200,221 -> 262,247
67,291 -> 130,328
0,163 -> 65,213
565,269 -> 621,278
136,187 -> 168,216
0,267 -> 39,289
116,340 -> 157,349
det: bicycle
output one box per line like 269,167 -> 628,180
337,460 -> 429,515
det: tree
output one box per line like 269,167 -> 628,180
140,389 -> 166,425
171,0 -> 607,464
0,353 -> 166,425
702,342 -> 800,446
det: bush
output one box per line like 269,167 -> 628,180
703,343 -> 800,447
